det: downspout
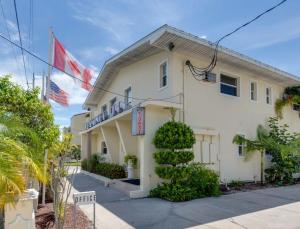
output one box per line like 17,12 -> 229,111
182,61 -> 185,123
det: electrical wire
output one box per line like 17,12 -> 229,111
0,0 -> 22,74
186,0 -> 288,79
13,0 -> 28,88
0,32 -> 181,103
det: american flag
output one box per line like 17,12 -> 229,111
49,80 -> 69,106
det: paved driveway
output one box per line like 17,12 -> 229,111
68,170 -> 300,229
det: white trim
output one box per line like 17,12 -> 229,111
236,133 -> 246,157
219,72 -> 240,98
158,59 -> 169,90
265,86 -> 273,105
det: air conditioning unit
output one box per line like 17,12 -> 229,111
203,72 -> 216,83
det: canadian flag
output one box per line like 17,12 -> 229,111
52,36 -> 93,92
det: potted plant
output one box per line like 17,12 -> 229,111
124,155 -> 137,179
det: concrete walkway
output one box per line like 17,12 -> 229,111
67,169 -> 300,229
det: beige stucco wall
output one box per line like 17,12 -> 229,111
5,190 -> 38,229
171,52 -> 300,182
83,47 -> 300,194
91,51 -> 177,119
71,113 -> 88,146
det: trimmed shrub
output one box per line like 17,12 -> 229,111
155,166 -> 192,180
185,163 -> 220,197
95,162 -> 126,179
154,151 -> 194,165
150,183 -> 197,202
153,121 -> 195,150
151,121 -> 220,202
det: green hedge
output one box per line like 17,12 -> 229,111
153,121 -> 195,150
81,159 -> 88,170
155,166 -> 192,180
96,162 -> 125,179
150,183 -> 197,202
184,163 -> 220,197
154,151 -> 194,165
81,157 -> 125,179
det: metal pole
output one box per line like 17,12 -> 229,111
93,202 -> 95,229
73,204 -> 76,229
42,27 -> 53,205
32,72 -> 35,89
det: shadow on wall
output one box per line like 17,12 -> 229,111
68,172 -> 300,229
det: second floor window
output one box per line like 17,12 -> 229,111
220,74 -> 238,96
266,87 -> 272,104
159,62 -> 167,88
125,87 -> 132,107
250,82 -> 257,101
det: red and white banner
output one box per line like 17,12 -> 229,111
52,36 -> 93,92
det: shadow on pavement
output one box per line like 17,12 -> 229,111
68,172 -> 300,229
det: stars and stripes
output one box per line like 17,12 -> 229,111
49,80 -> 69,107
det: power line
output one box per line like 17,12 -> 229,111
13,0 -> 28,88
0,0 -> 21,73
186,0 -> 288,79
0,32 -> 181,103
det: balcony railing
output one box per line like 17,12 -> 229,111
85,101 -> 132,129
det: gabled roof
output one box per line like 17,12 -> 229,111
84,24 -> 300,108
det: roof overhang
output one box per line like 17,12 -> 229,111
84,25 -> 300,109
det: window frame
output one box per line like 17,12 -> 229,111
250,81 -> 258,102
220,73 -> 240,97
158,60 -> 168,90
237,134 -> 246,157
266,87 -> 272,105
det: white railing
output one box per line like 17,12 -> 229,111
86,101 -> 132,129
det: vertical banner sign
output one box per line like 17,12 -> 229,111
131,107 -> 145,136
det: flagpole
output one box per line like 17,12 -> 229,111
42,27 -> 53,206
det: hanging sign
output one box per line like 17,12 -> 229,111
131,107 -> 145,136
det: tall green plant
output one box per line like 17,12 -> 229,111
0,114 -> 46,208
275,86 -> 300,119
233,117 -> 300,185
151,121 -> 196,201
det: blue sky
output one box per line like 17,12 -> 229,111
0,0 -> 300,128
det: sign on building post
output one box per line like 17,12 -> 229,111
131,107 -> 145,136
73,191 -> 96,229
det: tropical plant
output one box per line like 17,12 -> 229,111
0,113 -> 46,208
233,117 -> 300,185
275,86 -> 300,119
0,75 -> 59,147
49,133 -> 79,229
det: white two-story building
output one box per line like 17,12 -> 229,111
80,25 -> 300,198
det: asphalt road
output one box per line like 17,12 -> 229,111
67,170 -> 300,229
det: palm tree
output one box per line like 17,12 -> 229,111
0,113 -> 45,208
233,125 -> 270,185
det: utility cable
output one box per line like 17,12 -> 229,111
13,0 -> 28,88
186,0 -> 288,79
0,32 -> 181,103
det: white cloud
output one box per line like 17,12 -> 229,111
104,46 -> 119,55
200,35 -> 207,39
